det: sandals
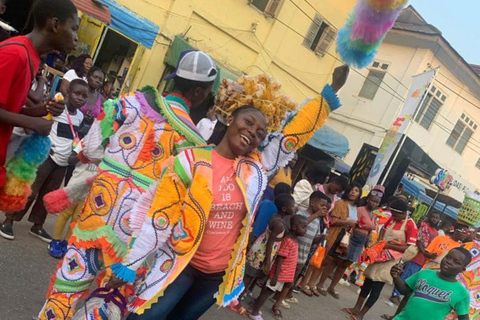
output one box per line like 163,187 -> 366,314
311,286 -> 321,296
228,302 -> 248,316
327,288 -> 340,299
302,285 -> 313,297
272,306 -> 283,319
280,300 -> 291,309
319,287 -> 328,296
248,314 -> 264,320
341,308 -> 355,315
284,297 -> 298,304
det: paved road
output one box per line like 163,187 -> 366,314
0,217 -> 396,320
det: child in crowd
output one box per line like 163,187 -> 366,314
247,196 -> 295,290
0,0 -> 76,197
196,100 -> 218,141
249,214 -> 308,320
229,193 -> 296,315
0,79 -> 88,241
390,247 -> 471,320
251,182 -> 292,245
283,191 -> 328,305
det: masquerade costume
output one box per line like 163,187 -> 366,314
111,84 -> 341,315
38,87 -> 205,320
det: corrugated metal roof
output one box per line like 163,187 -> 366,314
72,0 -> 111,24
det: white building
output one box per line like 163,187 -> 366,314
329,5 -> 480,201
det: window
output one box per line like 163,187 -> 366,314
250,0 -> 282,17
476,158 -> 480,169
414,85 -> 446,130
303,14 -> 336,57
446,114 -> 477,154
358,61 -> 389,100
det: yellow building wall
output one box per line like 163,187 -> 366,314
106,0 -> 356,103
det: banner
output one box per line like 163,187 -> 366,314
366,69 -> 435,186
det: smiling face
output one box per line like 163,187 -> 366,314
225,109 -> 267,156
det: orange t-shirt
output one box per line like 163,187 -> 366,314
423,235 -> 461,270
190,150 -> 246,274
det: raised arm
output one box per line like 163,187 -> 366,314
260,65 -> 349,178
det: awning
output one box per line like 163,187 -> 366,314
307,125 -> 349,159
72,0 -> 111,24
97,0 -> 159,49
401,177 -> 460,218
164,36 -> 242,92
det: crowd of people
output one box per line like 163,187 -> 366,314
0,1 -> 478,320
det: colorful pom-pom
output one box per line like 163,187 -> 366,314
337,0 -> 408,68
0,134 -> 52,212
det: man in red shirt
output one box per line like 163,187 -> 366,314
0,0 -> 78,240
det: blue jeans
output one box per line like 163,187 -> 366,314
392,261 -> 422,297
127,264 -> 225,320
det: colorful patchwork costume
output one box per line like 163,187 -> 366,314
38,87 -> 205,320
111,85 -> 341,315
454,240 -> 480,320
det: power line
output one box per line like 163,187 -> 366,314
301,0 -> 338,30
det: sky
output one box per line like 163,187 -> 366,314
409,0 -> 480,65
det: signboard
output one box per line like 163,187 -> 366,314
366,69 -> 435,186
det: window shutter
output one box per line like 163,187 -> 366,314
303,14 -> 323,48
315,26 -> 336,57
265,0 -> 281,17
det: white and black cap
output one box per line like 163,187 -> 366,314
165,50 -> 217,82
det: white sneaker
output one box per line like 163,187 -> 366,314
339,278 -> 351,286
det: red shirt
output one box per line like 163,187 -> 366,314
0,36 -> 40,186
190,150 -> 246,274
410,221 -> 438,266
383,217 -> 418,246
270,236 -> 298,283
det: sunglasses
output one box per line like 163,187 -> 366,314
370,190 -> 384,197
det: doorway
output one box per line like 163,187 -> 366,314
95,28 -> 137,96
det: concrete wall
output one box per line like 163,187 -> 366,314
102,0 -> 355,102
333,37 -> 480,194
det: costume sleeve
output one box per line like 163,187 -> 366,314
78,98 -> 124,164
259,85 -> 341,179
404,269 -> 422,290
292,180 -> 313,208
173,131 -> 195,155
453,290 -> 471,317
111,153 -> 191,283
405,219 -> 418,246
